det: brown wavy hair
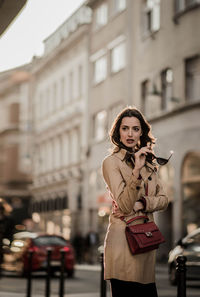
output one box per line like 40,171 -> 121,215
109,106 -> 156,152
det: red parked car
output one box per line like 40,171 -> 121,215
21,234 -> 75,277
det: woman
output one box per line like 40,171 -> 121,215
102,107 -> 169,297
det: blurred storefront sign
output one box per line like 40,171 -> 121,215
97,192 -> 111,217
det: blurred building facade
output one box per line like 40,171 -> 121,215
0,66 -> 32,227
86,0 -> 130,243
130,0 -> 200,250
0,0 -> 199,254
0,0 -> 29,233
85,0 -> 200,253
29,5 -> 92,239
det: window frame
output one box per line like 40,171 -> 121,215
110,41 -> 126,74
185,56 -> 200,102
112,0 -> 126,15
93,110 -> 108,142
93,55 -> 107,85
143,0 -> 161,36
175,0 -> 200,14
95,3 -> 108,29
161,68 -> 174,110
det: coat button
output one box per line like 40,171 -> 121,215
136,186 -> 140,190
148,176 -> 152,181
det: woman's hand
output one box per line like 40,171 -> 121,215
111,200 -> 124,217
112,201 -> 144,216
134,146 -> 152,170
133,201 -> 144,212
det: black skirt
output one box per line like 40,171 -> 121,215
110,279 -> 158,297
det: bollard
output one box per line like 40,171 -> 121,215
0,234 -> 3,278
45,248 -> 52,297
176,255 -> 187,297
59,249 -> 66,297
26,249 -> 33,297
100,252 -> 106,297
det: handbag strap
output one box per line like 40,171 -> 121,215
124,215 -> 149,225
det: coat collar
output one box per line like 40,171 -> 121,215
113,148 -> 158,179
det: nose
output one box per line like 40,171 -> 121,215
128,129 -> 133,136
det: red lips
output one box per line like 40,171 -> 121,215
126,139 -> 134,143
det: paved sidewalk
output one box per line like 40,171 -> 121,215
0,264 -> 102,297
0,293 -> 100,297
75,264 -> 100,271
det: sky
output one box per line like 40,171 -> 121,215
0,0 -> 85,72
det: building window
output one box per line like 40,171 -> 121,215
56,81 -> 62,110
93,110 -> 107,142
45,88 -> 50,115
144,0 -> 160,34
161,68 -> 173,110
111,42 -> 126,73
185,56 -> 200,102
53,83 -> 57,111
141,80 -> 150,114
35,96 -> 40,121
48,140 -> 54,171
95,3 -> 108,28
112,0 -> 126,14
70,129 -> 79,164
46,141 -> 51,172
40,92 -> 44,119
49,86 -> 54,114
143,79 -> 162,117
54,137 -> 61,169
175,0 -> 200,14
62,133 -> 69,166
78,65 -> 83,97
175,0 -> 185,12
41,144 -> 46,173
69,71 -> 74,101
94,56 -> 107,84
60,77 -> 65,106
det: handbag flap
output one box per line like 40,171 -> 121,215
127,222 -> 159,234
126,222 -> 165,249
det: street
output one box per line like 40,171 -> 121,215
0,263 -> 200,297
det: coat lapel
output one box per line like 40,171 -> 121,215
114,148 -> 156,182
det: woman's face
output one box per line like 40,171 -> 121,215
119,116 -> 142,150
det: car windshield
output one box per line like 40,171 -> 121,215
183,233 -> 200,251
185,233 -> 200,245
33,236 -> 67,246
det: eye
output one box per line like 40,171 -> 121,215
121,127 -> 127,130
133,127 -> 139,132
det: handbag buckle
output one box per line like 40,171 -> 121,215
145,232 -> 153,237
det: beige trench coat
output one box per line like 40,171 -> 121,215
102,148 -> 169,283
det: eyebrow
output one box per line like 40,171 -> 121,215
121,125 -> 140,128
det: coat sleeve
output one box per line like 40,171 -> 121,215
144,176 -> 169,213
102,156 -> 142,214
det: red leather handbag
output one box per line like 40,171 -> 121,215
124,215 -> 165,255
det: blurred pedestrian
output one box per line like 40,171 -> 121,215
0,198 -> 13,276
102,107 -> 169,297
85,230 -> 99,264
72,231 -> 84,264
